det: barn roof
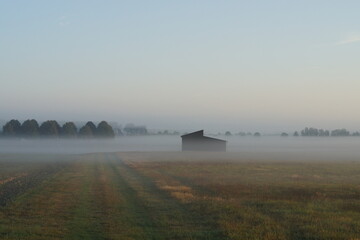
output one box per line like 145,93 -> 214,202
181,130 -> 226,142
181,130 -> 204,138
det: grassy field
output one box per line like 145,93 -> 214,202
0,152 -> 360,239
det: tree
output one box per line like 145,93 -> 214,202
21,119 -> 39,137
318,129 -> 330,136
331,129 -> 350,137
78,122 -> 97,138
2,119 -> 21,137
254,132 -> 261,137
62,122 -> 77,138
352,131 -> 360,136
39,120 -> 61,137
123,123 -> 148,135
293,131 -> 299,137
85,121 -> 97,133
78,125 -> 94,138
225,131 -> 232,136
281,132 -> 288,137
96,121 -> 115,138
301,127 -> 321,136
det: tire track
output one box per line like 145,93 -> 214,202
106,152 -> 225,240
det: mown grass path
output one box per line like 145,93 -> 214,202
105,152 -> 225,240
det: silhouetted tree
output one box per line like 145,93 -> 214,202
352,131 -> 360,136
123,123 -> 147,135
301,127 -> 320,136
113,128 -> 123,136
96,121 -> 115,138
79,125 -> 94,138
62,122 -> 77,138
2,119 -> 21,137
254,132 -> 261,137
281,132 -> 288,137
39,120 -> 61,137
21,119 -> 39,137
293,131 -> 299,137
300,127 -> 330,137
225,131 -> 232,136
331,128 -> 350,136
86,121 -> 97,133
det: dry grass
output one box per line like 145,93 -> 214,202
2,152 -> 360,239
120,152 -> 360,240
0,173 -> 27,185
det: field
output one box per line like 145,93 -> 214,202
0,152 -> 360,239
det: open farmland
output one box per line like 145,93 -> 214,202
0,152 -> 360,239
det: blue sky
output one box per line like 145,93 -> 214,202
1,1 -> 360,132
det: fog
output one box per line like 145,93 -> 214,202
1,136 -> 360,161
0,136 -> 180,154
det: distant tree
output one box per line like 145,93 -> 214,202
318,129 -> 330,136
96,121 -> 115,138
254,132 -> 261,137
39,120 -> 61,137
113,128 -> 123,136
281,132 -> 289,137
78,125 -> 94,138
225,131 -> 232,136
238,132 -> 246,136
301,128 -> 306,136
352,131 -> 360,136
123,123 -> 148,135
309,128 -> 318,136
21,119 -> 39,137
293,131 -> 299,137
78,121 -> 97,138
247,132 -> 252,136
85,121 -> 97,133
301,127 -> 321,136
331,128 -> 350,137
2,119 -> 22,137
62,122 -> 77,138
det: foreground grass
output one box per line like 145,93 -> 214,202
120,152 -> 360,240
0,152 -> 360,239
0,153 -> 223,239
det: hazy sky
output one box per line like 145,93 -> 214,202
1,1 -> 360,133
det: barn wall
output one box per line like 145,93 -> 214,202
182,139 -> 226,152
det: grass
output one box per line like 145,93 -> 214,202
0,152 -> 360,239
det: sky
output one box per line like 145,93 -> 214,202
1,0 -> 360,133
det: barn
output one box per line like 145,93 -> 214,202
181,130 -> 227,152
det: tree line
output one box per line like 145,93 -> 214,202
1,119 -> 115,138
294,127 -> 360,137
225,128 -> 360,137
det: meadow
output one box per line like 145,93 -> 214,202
0,151 -> 360,239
